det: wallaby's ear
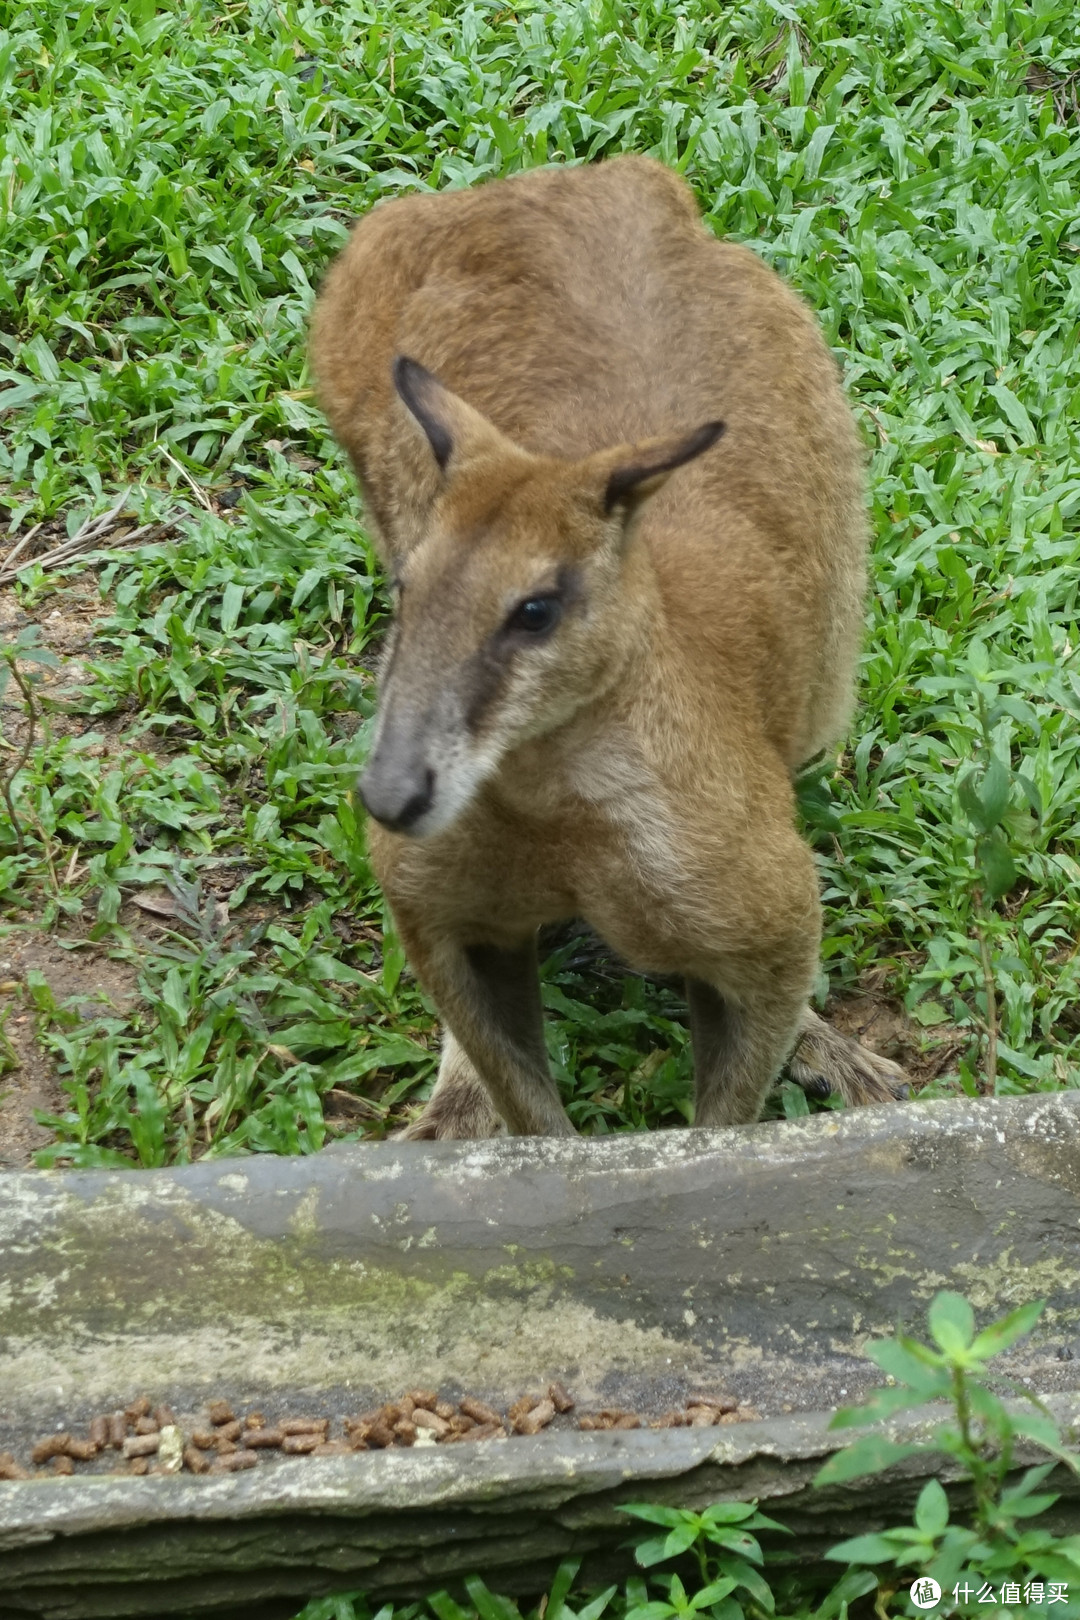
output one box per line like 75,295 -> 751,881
601,420 -> 725,515
393,355 -> 510,472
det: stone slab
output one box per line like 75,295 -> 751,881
1,1095 -> 1079,1616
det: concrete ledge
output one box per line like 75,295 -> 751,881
2,1096 -> 1079,1616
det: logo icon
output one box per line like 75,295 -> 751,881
910,1579 -> 941,1609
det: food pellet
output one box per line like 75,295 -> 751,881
128,1457 -> 149,1476
108,1412 -> 127,1449
32,1434 -> 71,1464
66,1438 -> 99,1461
413,1409 -> 450,1436
454,1421 -> 505,1442
459,1397 -> 501,1426
183,1446 -> 210,1475
89,1417 -> 109,1449
122,1434 -> 160,1458
214,1420 -> 242,1443
50,1455 -> 74,1476
514,1398 -> 555,1435
245,1427 -> 285,1449
0,1453 -> 30,1481
207,1401 -> 235,1426
125,1397 -> 151,1421
406,1389 -> 438,1411
208,1449 -> 258,1473
549,1382 -> 574,1413
280,1417 -> 329,1437
154,1404 -> 177,1428
281,1434 -> 320,1454
507,1395 -> 537,1425
134,1415 -> 159,1435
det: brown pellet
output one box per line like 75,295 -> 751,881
214,1420 -> 242,1444
650,1411 -> 688,1429
108,1412 -> 127,1449
345,1408 -> 384,1430
66,1438 -> 100,1461
434,1401 -> 457,1422
454,1421 -> 505,1442
406,1389 -> 438,1411
347,1431 -> 369,1451
459,1397 -> 501,1426
215,1438 -> 237,1456
183,1446 -> 210,1475
89,1416 -> 109,1449
0,1452 -> 30,1480
153,1404 -> 176,1429
127,1457 -> 149,1475
122,1434 -> 160,1458
281,1434 -> 320,1454
549,1382 -> 574,1413
365,1422 -> 396,1449
32,1433 -> 71,1464
280,1417 -> 329,1437
50,1454 -> 75,1476
125,1396 -> 151,1421
207,1400 -> 235,1426
245,1427 -> 285,1449
393,1420 -> 417,1444
413,1409 -> 450,1436
688,1393 -> 737,1415
514,1398 -> 555,1435
448,1413 -> 476,1435
507,1395 -> 537,1425
613,1414 -> 641,1430
244,1412 -> 266,1430
134,1414 -> 160,1435
208,1449 -> 257,1473
190,1429 -> 218,1449
312,1440 -> 351,1456
686,1405 -> 719,1427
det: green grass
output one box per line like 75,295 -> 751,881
2,0 -> 1080,1164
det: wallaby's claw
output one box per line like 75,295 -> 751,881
788,1008 -> 910,1107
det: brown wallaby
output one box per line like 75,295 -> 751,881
310,155 -> 906,1138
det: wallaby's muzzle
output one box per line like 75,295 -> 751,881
358,740 -> 436,835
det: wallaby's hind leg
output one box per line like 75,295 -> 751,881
396,1033 -> 503,1140
786,1006 -> 909,1104
686,977 -> 807,1128
390,929 -> 574,1138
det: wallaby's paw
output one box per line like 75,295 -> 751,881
788,1007 -> 910,1106
393,1100 -> 505,1141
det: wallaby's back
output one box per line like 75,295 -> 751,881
311,156 -> 866,769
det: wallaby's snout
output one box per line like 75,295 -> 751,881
357,744 -> 435,835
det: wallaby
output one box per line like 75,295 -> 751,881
310,156 -> 906,1138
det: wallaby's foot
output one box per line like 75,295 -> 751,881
393,1052 -> 505,1141
787,1006 -> 909,1106
395,1101 -> 505,1141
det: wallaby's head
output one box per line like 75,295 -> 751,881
357,357 -> 723,838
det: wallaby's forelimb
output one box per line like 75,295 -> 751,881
399,930 -> 574,1137
686,977 -> 807,1127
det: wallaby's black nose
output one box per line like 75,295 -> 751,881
358,764 -> 436,834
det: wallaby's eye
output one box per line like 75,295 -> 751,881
506,596 -> 562,635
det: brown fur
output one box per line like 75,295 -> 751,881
310,156 -> 907,1138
